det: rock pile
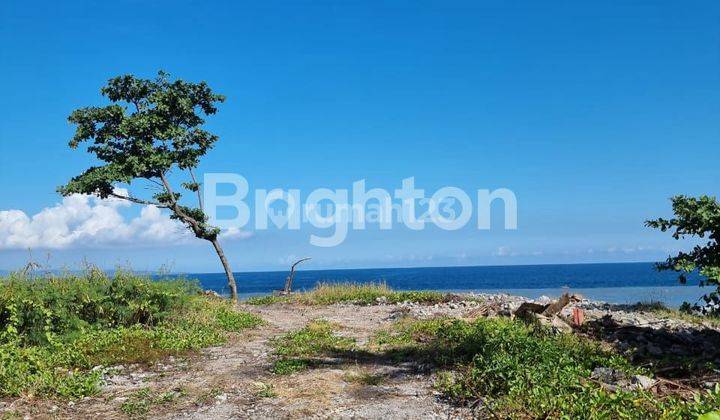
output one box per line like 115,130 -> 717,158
381,292 -> 720,389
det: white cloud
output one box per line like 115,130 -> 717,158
493,246 -> 512,257
0,191 -> 251,250
220,227 -> 254,241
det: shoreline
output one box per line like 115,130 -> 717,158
239,285 -> 707,308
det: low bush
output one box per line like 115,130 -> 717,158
0,271 -> 262,398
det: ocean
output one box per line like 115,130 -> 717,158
176,262 -> 708,308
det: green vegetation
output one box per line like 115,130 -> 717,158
254,382 -> 277,398
375,317 -> 720,418
270,358 -> 311,375
120,387 -> 186,417
246,282 -> 452,306
270,320 -> 354,374
0,271 -> 262,398
647,195 -> 720,313
193,387 -> 225,406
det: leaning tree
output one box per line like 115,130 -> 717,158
646,195 -> 720,313
59,71 -> 239,302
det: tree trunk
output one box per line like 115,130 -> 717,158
283,257 -> 311,294
210,238 -> 238,303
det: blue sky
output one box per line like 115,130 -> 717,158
1,0 -> 718,272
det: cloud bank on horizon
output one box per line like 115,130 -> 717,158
0,190 -> 252,250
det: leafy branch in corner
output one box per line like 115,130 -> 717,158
646,195 -> 720,314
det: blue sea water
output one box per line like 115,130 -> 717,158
174,262 -> 708,308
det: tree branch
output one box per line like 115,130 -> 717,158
109,192 -> 167,208
144,177 -> 164,188
188,168 -> 204,211
159,172 -> 204,235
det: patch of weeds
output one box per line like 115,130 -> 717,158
272,320 -> 354,357
245,282 -> 453,306
245,295 -> 290,305
0,410 -> 21,420
214,306 -> 265,331
342,370 -> 385,386
120,387 -> 185,417
254,382 -> 277,398
409,317 -> 720,418
270,320 -> 355,374
371,317 -> 451,354
120,388 -> 154,417
193,387 -> 224,406
271,358 -> 310,375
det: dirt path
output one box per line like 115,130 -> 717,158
10,304 -> 471,419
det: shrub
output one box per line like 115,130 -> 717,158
0,270 -> 198,346
0,272 -> 262,398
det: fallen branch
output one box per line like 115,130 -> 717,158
513,293 -> 582,333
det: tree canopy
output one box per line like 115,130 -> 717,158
59,71 -> 225,240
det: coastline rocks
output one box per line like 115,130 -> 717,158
203,290 -> 223,298
390,299 -> 486,319
382,292 -> 720,367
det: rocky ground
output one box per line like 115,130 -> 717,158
3,293 -> 720,419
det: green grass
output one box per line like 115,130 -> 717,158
0,271 -> 263,399
270,319 -> 355,374
376,317 -> 720,418
245,282 -> 452,306
270,358 -> 311,375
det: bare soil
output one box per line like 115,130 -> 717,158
3,303 -> 472,419
5,297 -> 719,419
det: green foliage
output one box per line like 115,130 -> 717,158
181,182 -> 200,192
58,71 -> 226,243
60,71 -> 224,193
0,272 -> 262,398
699,411 -> 720,420
120,387 -> 185,417
0,270 -> 198,346
378,317 -> 720,418
272,320 -> 354,357
270,358 -> 310,375
647,195 -> 720,313
254,382 -> 277,398
270,320 -> 354,375
372,317 -> 452,353
245,282 -> 451,306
